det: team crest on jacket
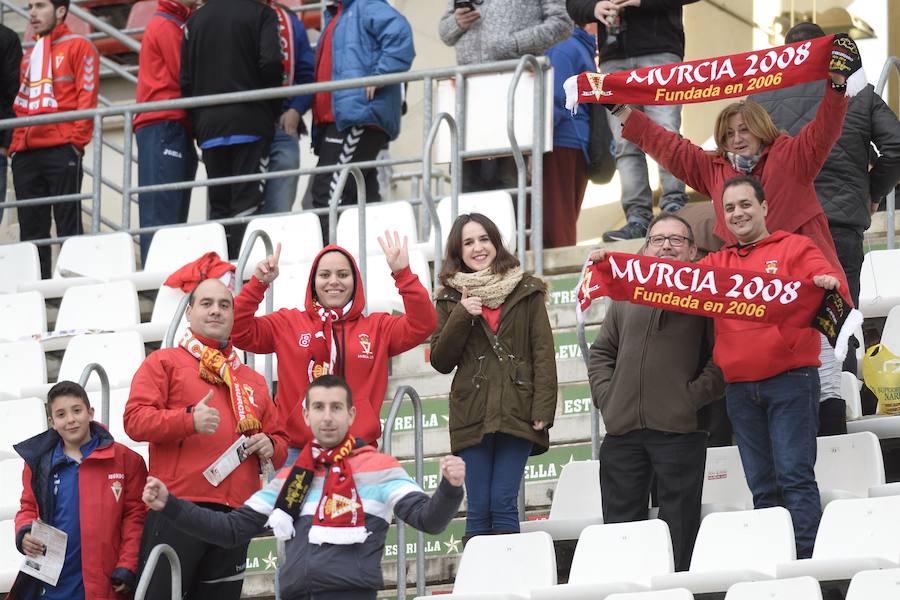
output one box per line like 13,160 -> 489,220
298,333 -> 311,348
765,260 -> 779,274
357,333 -> 373,359
111,480 -> 123,502
55,54 -> 64,69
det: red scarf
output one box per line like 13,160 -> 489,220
14,35 -> 58,116
269,2 -> 295,86
307,300 -> 351,381
271,434 -> 366,544
565,36 -> 836,109
576,252 -> 859,359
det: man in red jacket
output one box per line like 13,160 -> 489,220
133,0 -> 198,264
124,278 -> 288,600
10,0 -> 98,278
12,381 -> 147,600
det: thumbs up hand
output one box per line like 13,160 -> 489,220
193,390 -> 220,435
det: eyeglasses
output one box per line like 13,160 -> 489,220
647,234 -> 693,247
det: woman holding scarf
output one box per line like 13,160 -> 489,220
232,232 -> 437,466
431,213 -> 558,542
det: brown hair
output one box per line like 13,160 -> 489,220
714,100 -> 782,157
438,213 -> 519,287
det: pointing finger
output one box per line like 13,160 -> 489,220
273,242 -> 282,265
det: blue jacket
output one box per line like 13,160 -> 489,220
546,27 -> 595,162
319,0 -> 415,143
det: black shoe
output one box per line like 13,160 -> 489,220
602,221 -> 647,242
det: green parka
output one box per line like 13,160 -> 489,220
431,274 -> 558,455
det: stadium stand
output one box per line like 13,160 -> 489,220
699,445 -> 754,518
605,590 -> 694,600
0,397 -> 47,457
842,371 -> 863,420
0,518 -> 18,593
815,431 -> 900,505
0,458 -> 25,520
519,459 -> 603,540
56,330 -> 146,390
723,576 -> 823,600
0,242 -> 40,294
0,291 -> 46,342
858,249 -> 900,318
336,200 -> 419,257
127,222 -> 229,291
238,213 -> 323,279
0,341 -> 47,400
845,567 -> 900,599
52,280 -> 141,337
420,191 -> 518,259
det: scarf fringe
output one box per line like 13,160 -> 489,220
266,508 -> 296,541
834,308 -> 863,362
308,525 -> 370,546
846,68 -> 867,99
238,416 -> 263,435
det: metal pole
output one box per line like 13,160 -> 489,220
134,544 -> 182,600
235,229 -> 275,390
68,4 -> 142,53
507,57 -> 534,266
874,57 -> 899,251
531,59 -> 546,276
422,113 -> 459,289
164,294 -> 191,348
122,112 -> 133,229
577,318 -> 599,460
78,363 -> 110,426
327,166 -> 367,289
91,114 -> 102,233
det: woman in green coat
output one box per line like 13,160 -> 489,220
431,213 -> 558,540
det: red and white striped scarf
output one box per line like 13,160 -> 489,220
14,36 -> 59,116
269,2 -> 295,86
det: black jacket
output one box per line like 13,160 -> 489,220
751,82 -> 900,232
566,0 -> 697,61
180,0 -> 284,144
0,23 -> 23,148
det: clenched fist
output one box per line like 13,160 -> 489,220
440,455 -> 466,487
143,476 -> 170,511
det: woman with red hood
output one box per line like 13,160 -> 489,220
231,231 -> 437,464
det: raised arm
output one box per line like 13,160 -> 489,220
231,244 -> 289,353
780,83 -> 848,183
391,456 -> 465,534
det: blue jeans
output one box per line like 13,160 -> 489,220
136,121 -> 198,264
726,367 -> 822,558
457,432 -> 532,536
260,126 -> 300,214
603,52 -> 688,226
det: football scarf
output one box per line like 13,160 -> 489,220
14,35 -> 59,116
269,2 -> 295,87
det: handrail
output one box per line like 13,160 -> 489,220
381,385 -> 426,600
422,112 -> 459,289
164,294 -> 191,349
135,544 -> 182,600
576,317 -> 599,460
235,229 -> 276,390
328,166 -> 367,304
68,4 -> 143,54
875,55 -> 899,251
78,362 -> 110,426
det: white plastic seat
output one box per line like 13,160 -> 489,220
520,460 -> 603,540
815,431 -> 900,505
531,520 -> 674,600
0,291 -> 46,342
0,341 -> 47,400
724,576 -> 822,600
883,305 -> 900,354
0,397 -> 47,455
858,249 -> 900,318
0,519 -> 19,593
845,567 -> 900,600
89,387 -> 139,446
57,331 -> 146,389
0,241 -> 40,293
363,250 -> 432,315
651,507 -> 795,594
841,372 -> 862,421
134,284 -> 189,344
0,458 -> 24,520
776,496 -> 900,582
605,591 -> 694,600
700,445 -> 753,518
336,200 -> 418,258
414,531 -> 557,600
54,280 -> 140,333
117,222 -> 228,291
422,191 -> 517,260
238,213 -> 323,279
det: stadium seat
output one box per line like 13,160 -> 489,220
0,341 -> 48,400
700,445 -> 753,518
0,242 -> 40,294
858,249 -> 900,318
841,372 -> 862,420
845,567 -> 900,600
90,387 -> 140,446
238,213 -> 323,279
135,284 -> 189,344
775,496 -> 900,582
605,590 -> 694,600
0,291 -> 46,342
650,507 -> 795,594
0,458 -> 24,520
54,280 -> 140,333
57,331 -> 146,389
421,191 -> 518,260
363,250 -> 432,314
520,460 -> 603,541
883,305 -> 900,353
815,432 -> 900,505
120,223 -> 228,291
125,0 -> 157,31
0,519 -> 19,593
336,200 -> 419,258
418,531 -> 557,599
531,520 -> 674,600
0,397 -> 47,456
724,576 -> 822,600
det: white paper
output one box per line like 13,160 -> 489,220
20,520 -> 67,586
203,436 -> 248,487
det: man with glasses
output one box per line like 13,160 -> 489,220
588,212 -> 724,571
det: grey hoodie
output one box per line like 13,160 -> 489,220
438,0 -> 572,65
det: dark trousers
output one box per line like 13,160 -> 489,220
202,138 -> 270,258
11,144 -> 84,278
829,223 -> 864,374
542,147 -> 588,248
137,505 -> 249,600
600,429 -> 707,572
461,156 -> 518,193
137,121 -> 198,265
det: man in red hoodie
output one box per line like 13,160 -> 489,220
10,0 -> 98,279
232,231 -> 437,464
124,278 -> 288,600
133,0 -> 198,264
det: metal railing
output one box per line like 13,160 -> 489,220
235,229 -> 276,388
135,543 -> 182,600
78,362 -> 110,426
381,385 -> 426,600
875,56 -> 899,251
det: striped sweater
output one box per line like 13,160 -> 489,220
160,445 -> 462,597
